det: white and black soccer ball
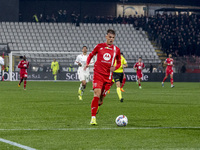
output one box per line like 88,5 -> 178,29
115,115 -> 128,127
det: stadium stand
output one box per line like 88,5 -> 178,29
0,22 -> 160,66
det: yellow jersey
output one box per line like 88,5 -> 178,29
51,61 -> 59,71
114,55 -> 127,73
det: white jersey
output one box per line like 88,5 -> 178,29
0,56 -> 4,71
75,53 -> 94,82
75,54 -> 93,74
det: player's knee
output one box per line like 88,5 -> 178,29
94,90 -> 101,98
116,81 -> 120,87
82,81 -> 86,86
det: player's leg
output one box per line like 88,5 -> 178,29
18,78 -> 23,87
120,73 -> 126,92
78,80 -> 86,100
97,82 -> 112,114
162,72 -> 168,87
90,88 -> 102,125
18,74 -> 24,87
107,79 -> 114,94
138,78 -> 142,89
23,77 -> 27,90
116,81 -> 123,102
90,74 -> 104,125
170,72 -> 174,88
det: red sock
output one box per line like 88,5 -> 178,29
121,77 -> 126,88
139,83 -> 141,86
24,80 -> 27,89
163,77 -> 167,82
171,78 -> 173,85
91,97 -> 99,117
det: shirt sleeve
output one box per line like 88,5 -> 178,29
134,63 -> 137,68
114,48 -> 121,70
57,62 -> 59,70
27,61 -> 29,69
0,57 -> 4,65
86,44 -> 99,66
143,63 -> 145,68
18,61 -> 22,68
124,58 -> 127,65
74,55 -> 80,65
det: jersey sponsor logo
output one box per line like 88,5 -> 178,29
103,53 -> 111,61
105,47 -> 112,50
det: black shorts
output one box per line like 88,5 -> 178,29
113,72 -> 124,83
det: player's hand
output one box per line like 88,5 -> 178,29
78,63 -> 82,66
84,65 -> 89,71
110,65 -> 115,72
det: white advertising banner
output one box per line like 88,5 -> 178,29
117,4 -> 146,17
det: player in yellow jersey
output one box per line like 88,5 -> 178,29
111,53 -> 128,102
51,59 -> 59,82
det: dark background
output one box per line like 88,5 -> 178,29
0,0 -> 19,21
1,0 -> 200,22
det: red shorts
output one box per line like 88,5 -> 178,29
20,72 -> 28,79
137,72 -> 143,79
166,69 -> 173,76
93,72 -> 112,97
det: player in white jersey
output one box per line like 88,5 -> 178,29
75,46 -> 93,100
0,56 -> 4,77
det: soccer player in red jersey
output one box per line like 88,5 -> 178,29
84,29 -> 121,125
162,54 -> 174,88
134,57 -> 145,89
18,56 -> 29,90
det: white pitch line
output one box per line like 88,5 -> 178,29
0,127 -> 200,131
0,138 -> 37,150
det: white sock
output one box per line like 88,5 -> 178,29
92,116 -> 96,119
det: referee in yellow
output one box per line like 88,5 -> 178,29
113,53 -> 128,102
51,59 -> 59,82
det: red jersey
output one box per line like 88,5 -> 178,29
134,62 -> 145,74
18,60 -> 29,74
165,58 -> 173,70
86,43 -> 121,80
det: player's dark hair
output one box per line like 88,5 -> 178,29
120,52 -> 123,55
23,55 -> 26,60
107,29 -> 115,35
139,57 -> 142,59
82,46 -> 87,49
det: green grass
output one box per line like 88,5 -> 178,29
0,81 -> 200,150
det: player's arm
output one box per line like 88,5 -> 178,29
133,64 -> 137,70
84,45 -> 99,70
27,62 -> 29,69
18,61 -> 22,68
123,58 -> 128,68
113,48 -> 121,71
74,55 -> 82,66
0,57 -> 4,65
51,62 -> 53,70
142,63 -> 145,70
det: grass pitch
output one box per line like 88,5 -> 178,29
0,81 -> 199,150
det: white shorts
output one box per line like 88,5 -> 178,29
78,72 -> 90,82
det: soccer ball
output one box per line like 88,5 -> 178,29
115,115 -> 128,127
